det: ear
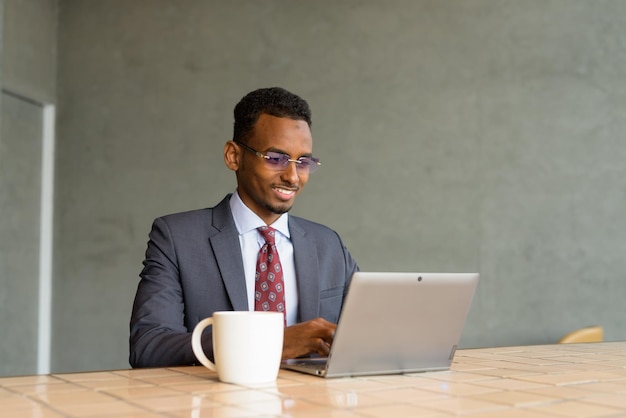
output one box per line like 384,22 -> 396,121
224,141 -> 241,171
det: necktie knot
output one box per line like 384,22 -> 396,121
258,226 -> 277,245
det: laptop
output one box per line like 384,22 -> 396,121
281,272 -> 479,378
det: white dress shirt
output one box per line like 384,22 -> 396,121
229,191 -> 298,326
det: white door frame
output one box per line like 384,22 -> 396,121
2,88 -> 56,375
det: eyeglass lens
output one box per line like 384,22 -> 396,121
235,141 -> 320,173
264,152 -> 320,173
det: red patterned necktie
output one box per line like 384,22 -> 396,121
255,226 -> 286,324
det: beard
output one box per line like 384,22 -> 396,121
264,201 -> 293,215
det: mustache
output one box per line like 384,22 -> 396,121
272,183 -> 299,192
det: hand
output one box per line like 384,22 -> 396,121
282,318 -> 336,359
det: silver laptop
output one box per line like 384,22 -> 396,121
281,272 -> 479,378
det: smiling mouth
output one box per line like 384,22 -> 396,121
273,186 -> 298,198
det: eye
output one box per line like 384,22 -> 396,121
297,157 -> 312,167
264,152 -> 289,165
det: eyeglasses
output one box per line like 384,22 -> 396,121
235,141 -> 321,174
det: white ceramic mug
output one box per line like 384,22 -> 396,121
191,311 -> 284,384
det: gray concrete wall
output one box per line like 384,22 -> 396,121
1,0 -> 57,102
4,0 -> 626,374
1,0 -> 57,376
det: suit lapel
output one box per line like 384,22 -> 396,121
209,196 -> 249,311
290,217 -> 321,322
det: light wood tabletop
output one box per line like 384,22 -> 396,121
2,342 -> 626,417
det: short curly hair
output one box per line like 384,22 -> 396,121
233,87 -> 312,143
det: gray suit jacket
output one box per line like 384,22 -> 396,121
129,195 -> 358,367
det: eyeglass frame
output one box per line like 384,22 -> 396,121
234,140 -> 321,174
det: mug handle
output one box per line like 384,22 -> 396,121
191,317 -> 216,371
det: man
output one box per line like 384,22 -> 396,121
130,87 -> 358,367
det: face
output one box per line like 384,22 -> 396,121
224,113 -> 313,225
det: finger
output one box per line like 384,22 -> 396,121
316,338 -> 332,357
321,326 -> 336,345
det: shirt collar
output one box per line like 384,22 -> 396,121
229,190 -> 290,239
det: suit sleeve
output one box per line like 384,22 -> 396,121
129,217 -> 213,368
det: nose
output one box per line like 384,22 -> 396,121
280,160 -> 300,183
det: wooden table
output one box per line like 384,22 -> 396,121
2,342 -> 626,417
